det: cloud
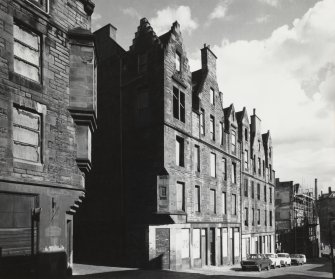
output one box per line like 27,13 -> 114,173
258,0 -> 279,7
255,15 -> 271,23
196,0 -> 335,189
121,7 -> 141,20
208,1 -> 231,21
91,12 -> 102,31
150,6 -> 198,35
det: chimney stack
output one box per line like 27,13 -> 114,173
329,186 -> 332,194
315,178 -> 318,200
201,43 -> 217,73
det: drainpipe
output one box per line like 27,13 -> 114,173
240,137 -> 243,262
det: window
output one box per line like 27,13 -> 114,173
245,128 -> 248,141
244,179 -> 248,197
252,208 -> 255,226
231,162 -> 236,184
222,192 -> 226,215
194,186 -> 200,212
222,158 -> 227,181
263,160 -> 266,177
173,87 -> 185,122
175,136 -> 184,167
137,53 -> 147,73
257,183 -> 260,200
13,106 -> 42,162
257,209 -> 260,225
176,182 -> 185,211
253,155 -> 256,173
194,145 -> 200,172
269,164 -> 272,180
244,207 -> 249,226
210,88 -> 215,105
258,157 -> 261,175
210,189 -> 216,214
193,229 -> 201,259
258,140 -> 261,151
210,115 -> 215,141
219,122 -> 224,145
27,0 -> 48,11
265,210 -> 267,226
14,23 -> 41,82
200,109 -> 205,135
232,194 -> 237,215
244,150 -> 248,170
231,130 -> 236,153
269,147 -> 272,158
175,52 -> 181,72
251,181 -> 255,199
220,92 -> 223,107
210,152 -> 216,177
264,185 -> 267,202
159,186 -> 167,200
270,187 -> 272,203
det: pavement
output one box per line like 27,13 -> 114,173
73,258 -> 333,278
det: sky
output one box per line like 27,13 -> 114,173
91,0 -> 335,194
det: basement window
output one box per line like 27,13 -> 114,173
13,23 -> 41,82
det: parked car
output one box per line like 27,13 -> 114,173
264,253 -> 281,268
299,254 -> 306,264
277,253 -> 291,266
290,254 -> 304,265
241,254 -> 272,271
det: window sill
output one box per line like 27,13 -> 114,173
13,159 -> 44,172
9,72 -> 43,92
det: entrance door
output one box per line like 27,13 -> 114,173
209,228 -> 215,265
201,229 -> 207,266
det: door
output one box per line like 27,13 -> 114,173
209,228 -> 215,265
201,229 -> 207,266
0,192 -> 38,257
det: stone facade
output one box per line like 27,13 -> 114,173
237,108 -> 276,258
76,18 -> 275,270
0,0 -> 96,277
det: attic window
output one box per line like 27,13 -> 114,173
210,88 -> 215,105
175,52 -> 181,72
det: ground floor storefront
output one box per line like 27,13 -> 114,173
148,223 -> 241,270
241,233 -> 275,259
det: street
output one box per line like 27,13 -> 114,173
73,258 -> 332,279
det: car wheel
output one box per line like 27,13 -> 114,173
258,265 -> 262,272
242,266 -> 246,271
273,264 -> 276,269
267,265 -> 270,271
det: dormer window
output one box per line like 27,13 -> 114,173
210,88 -> 215,105
175,52 -> 181,72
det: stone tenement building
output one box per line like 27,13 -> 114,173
0,0 -> 96,276
237,108 -> 276,258
75,18 -> 275,270
276,179 -> 320,258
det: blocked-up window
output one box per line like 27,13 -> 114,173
180,229 -> 189,258
175,136 -> 184,167
14,23 -> 41,82
200,109 -> 205,135
194,186 -> 200,212
210,88 -> 215,105
244,150 -> 248,170
194,145 -> 200,172
222,157 -> 227,180
173,87 -> 185,122
13,107 -> 41,162
175,52 -> 181,72
210,189 -> 216,214
231,130 -> 236,153
219,122 -> 224,145
232,194 -> 236,215
176,182 -> 185,211
210,152 -> 216,177
244,207 -> 248,226
210,115 -> 215,141
222,192 -> 226,215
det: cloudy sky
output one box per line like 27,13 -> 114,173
92,0 -> 335,194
